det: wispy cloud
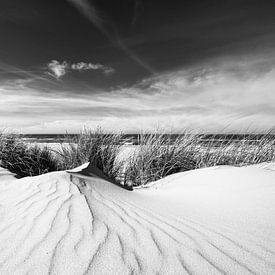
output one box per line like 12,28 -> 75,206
67,0 -> 105,32
66,0 -> 155,74
132,0 -> 143,26
47,60 -> 114,79
2,55 -> 275,133
0,59 -> 58,86
71,62 -> 114,75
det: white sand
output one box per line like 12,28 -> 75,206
0,167 -> 17,182
0,163 -> 274,274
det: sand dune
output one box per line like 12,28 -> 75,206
0,167 -> 17,182
0,163 -> 275,274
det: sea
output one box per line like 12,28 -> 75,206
21,134 -> 273,146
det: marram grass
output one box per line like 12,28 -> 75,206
1,129 -> 274,186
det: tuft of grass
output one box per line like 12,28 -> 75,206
56,128 -> 124,180
124,131 -> 200,186
196,131 -> 275,168
0,133 -> 58,177
124,130 -> 275,186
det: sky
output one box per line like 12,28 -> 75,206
0,0 -> 275,133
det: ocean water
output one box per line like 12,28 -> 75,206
22,134 -> 273,146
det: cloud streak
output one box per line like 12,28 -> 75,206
47,60 -> 114,79
2,55 -> 275,133
67,0 -> 105,32
132,0 -> 143,26
66,0 -> 155,74
0,60 -> 59,86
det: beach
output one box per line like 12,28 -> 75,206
0,162 -> 274,274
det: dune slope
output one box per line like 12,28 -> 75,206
0,167 -> 17,182
0,163 -> 275,274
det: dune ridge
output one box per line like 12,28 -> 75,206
0,163 -> 275,274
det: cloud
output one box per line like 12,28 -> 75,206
2,55 -> 275,133
47,60 -> 114,79
67,0 -> 105,32
132,0 -> 143,26
66,0 -> 155,74
71,62 -> 115,75
47,60 -> 69,79
0,59 -> 59,86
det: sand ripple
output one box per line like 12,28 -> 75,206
0,164 -> 274,274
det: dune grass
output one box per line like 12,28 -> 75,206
0,133 -> 58,177
196,132 -> 275,168
56,129 -> 124,180
124,130 -> 275,186
0,129 -> 124,180
1,129 -> 275,185
124,131 -> 200,186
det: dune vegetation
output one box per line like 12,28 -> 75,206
0,132 -> 58,177
55,128 -> 124,180
0,129 -> 275,185
124,130 -> 275,186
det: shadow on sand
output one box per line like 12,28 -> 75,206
67,162 -> 133,191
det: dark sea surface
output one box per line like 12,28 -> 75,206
22,134 -> 274,146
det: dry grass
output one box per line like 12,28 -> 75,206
0,133 -> 58,177
56,128 -> 124,180
124,131 -> 200,186
1,129 -> 274,185
196,132 -> 275,168
124,130 -> 275,186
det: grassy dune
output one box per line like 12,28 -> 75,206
124,130 -> 275,186
1,129 -> 274,185
55,128 -> 124,180
0,133 -> 58,177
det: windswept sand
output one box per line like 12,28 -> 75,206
0,167 -> 17,182
0,163 -> 274,274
